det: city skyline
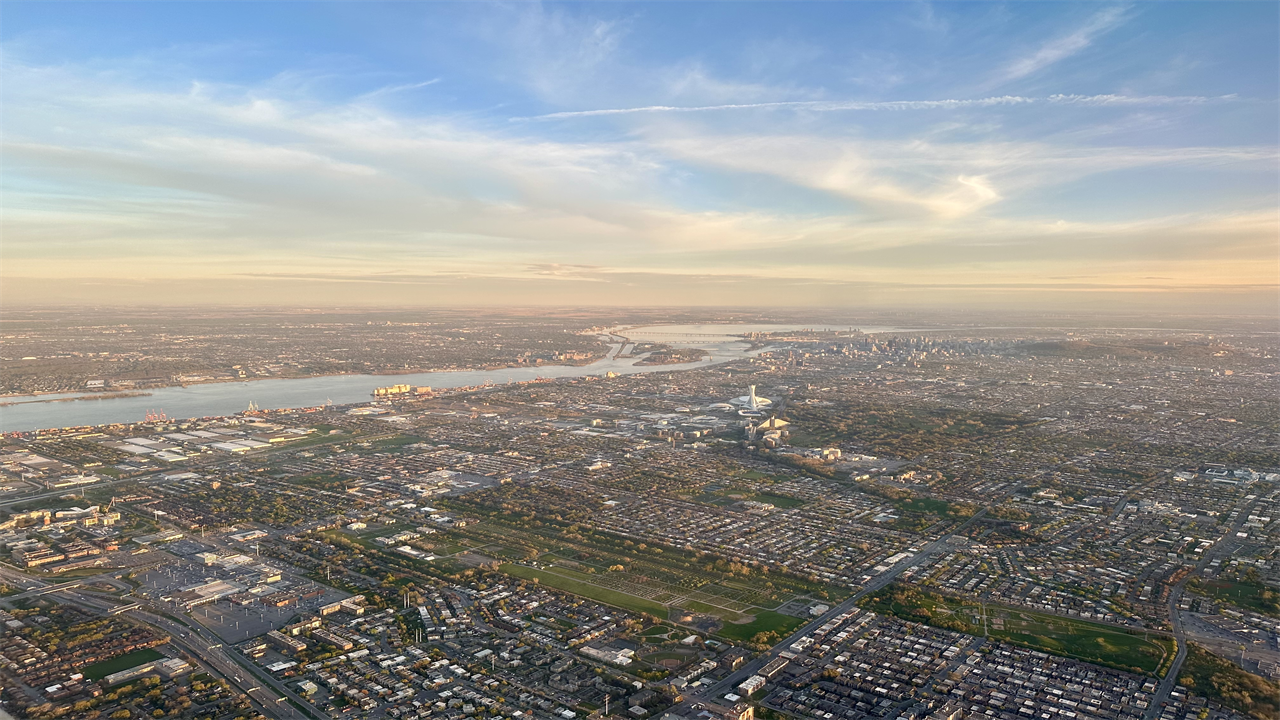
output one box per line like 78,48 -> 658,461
2,2 -> 1277,310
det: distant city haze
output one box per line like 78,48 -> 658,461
1,2 -> 1277,312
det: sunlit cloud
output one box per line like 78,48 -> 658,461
0,2 -> 1275,310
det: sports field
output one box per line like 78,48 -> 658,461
715,611 -> 806,642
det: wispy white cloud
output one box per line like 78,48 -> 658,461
1047,93 -> 1235,106
908,2 -> 950,35
992,5 -> 1131,85
492,5 -> 631,105
2,50 -> 1274,307
662,63 -> 788,105
356,78 -> 442,100
516,96 -> 1034,120
513,93 -> 1236,121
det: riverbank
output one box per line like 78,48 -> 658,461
2,350 -> 614,402
0,391 -> 151,407
0,334 -> 763,433
635,348 -> 709,365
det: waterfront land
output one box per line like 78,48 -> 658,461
0,310 -> 1277,720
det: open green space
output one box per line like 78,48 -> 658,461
897,498 -> 953,515
714,611 -> 805,643
754,493 -> 806,509
1192,576 -> 1280,618
447,510 -> 846,612
691,491 -> 741,507
450,498 -> 848,637
681,599 -> 749,623
83,648 -> 166,681
643,651 -> 693,662
358,525 -> 412,541
500,563 -> 668,617
749,471 -> 795,483
284,471 -> 349,490
862,583 -> 1173,675
366,434 -> 422,450
322,529 -> 378,551
1178,643 -> 1279,720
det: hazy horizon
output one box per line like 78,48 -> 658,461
3,2 -> 1278,312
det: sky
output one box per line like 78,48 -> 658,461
2,1 -> 1277,311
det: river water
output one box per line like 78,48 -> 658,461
0,323 -> 908,432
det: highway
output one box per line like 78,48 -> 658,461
0,562 -> 50,593
0,475 -> 138,510
126,605 -> 319,719
0,561 -> 150,600
0,562 -> 314,720
693,510 -> 986,703
1144,587 -> 1189,720
1143,494 -> 1262,720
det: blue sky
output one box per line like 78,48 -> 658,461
2,2 -> 1276,309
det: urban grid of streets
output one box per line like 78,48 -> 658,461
0,315 -> 1277,720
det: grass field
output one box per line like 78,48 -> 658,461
754,493 -> 806,509
84,648 -> 166,681
449,508 -> 846,642
500,563 -> 668,617
431,542 -> 469,556
715,611 -> 806,642
1193,577 -> 1280,618
368,434 -> 423,450
452,513 -> 844,614
500,562 -> 808,643
863,584 -> 1174,676
644,651 -> 693,662
682,599 -> 750,622
897,497 -> 956,515
322,529 -> 378,551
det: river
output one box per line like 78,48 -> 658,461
0,323 -> 909,432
